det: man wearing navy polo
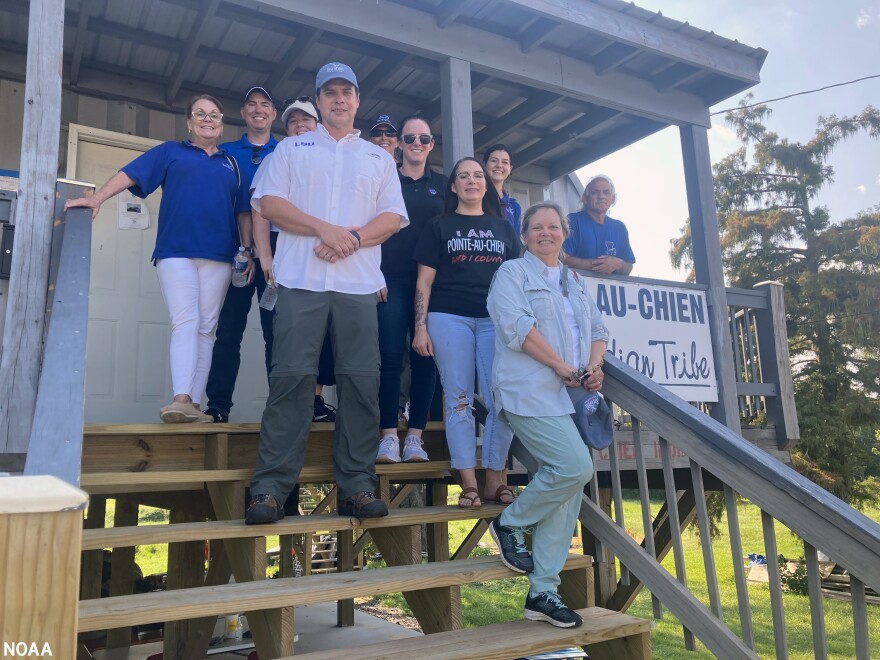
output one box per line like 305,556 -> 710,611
203,86 -> 279,423
246,63 -> 408,523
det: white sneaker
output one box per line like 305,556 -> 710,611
402,435 -> 429,462
376,435 -> 401,463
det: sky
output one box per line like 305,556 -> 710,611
577,0 -> 880,282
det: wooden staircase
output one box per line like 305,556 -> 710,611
70,421 -> 651,659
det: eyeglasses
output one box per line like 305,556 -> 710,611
251,146 -> 263,165
282,96 -> 313,106
370,129 -> 398,138
456,171 -> 485,182
191,110 -> 222,122
403,134 -> 432,145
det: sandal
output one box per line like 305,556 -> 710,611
486,485 -> 516,506
458,486 -> 482,509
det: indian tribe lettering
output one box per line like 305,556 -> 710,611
447,228 -> 506,264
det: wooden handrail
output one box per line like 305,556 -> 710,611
24,193 -> 94,487
602,357 -> 880,594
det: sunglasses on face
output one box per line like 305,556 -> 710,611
370,128 -> 398,138
403,134 -> 432,145
191,110 -> 222,122
251,146 -> 263,165
282,95 -> 313,106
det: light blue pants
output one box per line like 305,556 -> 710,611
428,312 -> 513,471
500,412 -> 593,594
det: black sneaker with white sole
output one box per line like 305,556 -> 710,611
489,516 -> 534,573
524,591 -> 584,628
313,395 -> 337,422
203,407 -> 229,423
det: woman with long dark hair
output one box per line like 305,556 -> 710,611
412,157 -> 519,508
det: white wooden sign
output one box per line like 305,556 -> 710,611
582,277 -> 718,402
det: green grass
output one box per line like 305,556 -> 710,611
96,492 -> 880,658
370,489 -> 880,659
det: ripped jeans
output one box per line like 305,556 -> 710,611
427,312 -> 513,471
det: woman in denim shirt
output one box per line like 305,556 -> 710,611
486,201 -> 609,629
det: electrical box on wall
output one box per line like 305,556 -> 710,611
0,189 -> 17,280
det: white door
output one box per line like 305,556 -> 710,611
70,126 -> 269,423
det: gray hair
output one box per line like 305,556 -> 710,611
581,174 -> 618,208
520,201 -> 569,238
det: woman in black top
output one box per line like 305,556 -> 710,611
376,116 -> 446,464
413,157 -> 519,508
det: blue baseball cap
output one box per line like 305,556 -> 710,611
316,62 -> 359,92
370,114 -> 398,132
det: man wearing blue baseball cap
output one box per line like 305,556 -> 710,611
247,62 -> 408,523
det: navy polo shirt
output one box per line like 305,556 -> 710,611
381,166 -> 447,279
563,211 -> 636,264
501,191 -> 522,237
121,141 -> 239,263
221,134 -> 279,214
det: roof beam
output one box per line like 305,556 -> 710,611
435,0 -> 468,28
655,64 -> 704,93
548,118 -> 666,180
519,18 -> 562,54
592,42 -> 641,75
360,53 -> 412,94
262,0 -> 714,127
165,0 -> 221,104
473,91 -> 563,151
420,72 -> 491,123
69,0 -> 93,85
502,0 -> 764,84
514,107 -> 621,169
264,29 -> 323,92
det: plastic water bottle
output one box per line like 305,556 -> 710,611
231,247 -> 249,288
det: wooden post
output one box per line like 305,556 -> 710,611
680,123 -> 742,433
163,507 -> 206,660
0,476 -> 88,658
440,57 -> 474,176
753,281 -> 800,449
106,499 -> 139,651
0,0 -> 65,469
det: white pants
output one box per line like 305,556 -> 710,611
156,258 -> 232,404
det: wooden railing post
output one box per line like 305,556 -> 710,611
0,476 -> 87,657
753,281 -> 800,449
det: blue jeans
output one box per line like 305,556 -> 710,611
501,412 -> 593,594
378,278 -> 436,430
427,312 -> 513,471
205,244 -> 275,415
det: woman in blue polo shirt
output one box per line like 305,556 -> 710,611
65,94 -> 240,423
484,144 -> 522,237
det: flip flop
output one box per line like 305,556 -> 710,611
458,486 -> 482,509
486,485 -> 516,505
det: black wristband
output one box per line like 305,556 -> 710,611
350,230 -> 362,247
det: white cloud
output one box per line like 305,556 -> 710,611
856,184 -> 867,193
856,8 -> 878,28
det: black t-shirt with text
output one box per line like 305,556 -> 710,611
414,212 -> 520,318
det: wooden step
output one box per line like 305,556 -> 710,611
80,461 -> 454,495
81,504 -> 506,550
292,607 -> 651,660
77,554 -> 593,632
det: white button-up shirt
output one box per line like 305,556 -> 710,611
251,124 -> 408,294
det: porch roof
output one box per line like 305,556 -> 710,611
0,0 -> 766,184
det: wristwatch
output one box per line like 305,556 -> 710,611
240,245 -> 255,257
349,230 -> 362,247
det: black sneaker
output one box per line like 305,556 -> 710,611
245,494 -> 284,525
203,407 -> 229,423
489,516 -> 534,573
524,591 -> 583,628
313,395 -> 337,422
338,491 -> 388,519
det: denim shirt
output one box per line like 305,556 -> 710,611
487,250 -> 609,418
